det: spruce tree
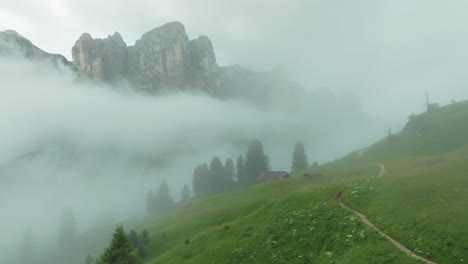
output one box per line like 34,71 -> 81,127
291,141 -> 309,172
192,163 -> 210,196
209,156 -> 225,193
192,165 -> 203,196
200,164 -> 210,192
155,181 -> 174,215
98,225 -> 137,264
224,158 -> 235,181
128,229 -> 139,249
223,158 -> 235,190
236,155 -> 247,183
245,140 -> 268,182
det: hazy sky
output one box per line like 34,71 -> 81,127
4,3 -> 468,262
2,0 -> 468,119
0,52 -> 378,263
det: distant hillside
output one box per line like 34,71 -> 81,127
314,100 -> 468,263
135,177 -> 419,264
364,100 -> 468,159
21,90 -> 466,264
0,30 -> 68,65
102,102 -> 468,264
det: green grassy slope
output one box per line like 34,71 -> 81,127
141,178 -> 417,264
315,101 -> 468,263
139,101 -> 468,264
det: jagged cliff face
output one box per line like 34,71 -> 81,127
0,30 -> 68,65
1,22 -> 290,100
72,32 -> 127,82
72,21 -> 219,94
126,22 -> 189,91
187,36 -> 220,95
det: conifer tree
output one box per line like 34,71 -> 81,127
155,180 -> 174,215
192,163 -> 210,196
291,141 -> 309,172
209,156 -> 225,192
236,155 -> 247,183
98,225 -> 137,264
146,181 -> 174,216
128,229 -> 139,249
245,140 -> 269,181
223,158 -> 235,190
192,165 -> 204,196
224,158 -> 235,181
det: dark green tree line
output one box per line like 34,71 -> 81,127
192,140 -> 270,196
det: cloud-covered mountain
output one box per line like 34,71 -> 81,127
0,29 -> 68,65
72,21 -> 221,95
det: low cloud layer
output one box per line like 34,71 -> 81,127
0,55 -> 375,263
2,0 -> 468,117
2,1 -> 468,262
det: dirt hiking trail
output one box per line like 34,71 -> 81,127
338,163 -> 437,264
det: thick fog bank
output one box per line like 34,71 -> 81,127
0,55 -> 383,263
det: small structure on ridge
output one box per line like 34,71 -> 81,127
257,171 -> 290,182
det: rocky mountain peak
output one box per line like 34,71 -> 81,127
71,21 -> 220,95
140,21 -> 186,41
0,30 -> 68,65
109,32 -> 126,47
72,32 -> 127,82
3,29 -> 22,37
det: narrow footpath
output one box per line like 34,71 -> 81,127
338,163 -> 437,264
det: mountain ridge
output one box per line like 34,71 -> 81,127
0,29 -> 69,65
0,22 -> 367,119
0,21 -> 282,97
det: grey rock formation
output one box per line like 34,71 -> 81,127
187,36 -> 219,95
72,22 -> 220,95
126,21 -> 189,92
1,24 -> 308,109
72,21 -> 220,95
0,30 -> 69,65
72,32 -> 127,82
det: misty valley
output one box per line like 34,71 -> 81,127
1,2 -> 468,264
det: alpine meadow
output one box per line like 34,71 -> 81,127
1,1 -> 468,264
